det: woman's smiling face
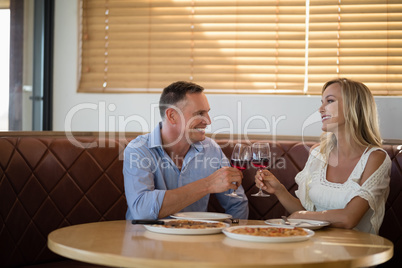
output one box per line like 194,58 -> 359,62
319,82 -> 345,133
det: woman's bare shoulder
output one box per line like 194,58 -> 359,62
366,149 -> 387,167
360,149 -> 388,184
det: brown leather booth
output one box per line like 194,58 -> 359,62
0,133 -> 401,267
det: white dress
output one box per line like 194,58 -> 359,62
295,146 -> 391,234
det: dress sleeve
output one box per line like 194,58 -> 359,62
354,150 -> 391,234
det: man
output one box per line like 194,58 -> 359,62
124,81 -> 248,220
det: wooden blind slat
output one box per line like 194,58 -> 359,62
0,0 -> 9,9
307,0 -> 402,95
79,0 -> 402,95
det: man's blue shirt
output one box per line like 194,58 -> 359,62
123,123 -> 249,220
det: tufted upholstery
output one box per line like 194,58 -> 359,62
0,136 -> 127,267
379,145 -> 402,268
0,134 -> 401,267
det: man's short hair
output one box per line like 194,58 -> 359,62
159,81 -> 204,119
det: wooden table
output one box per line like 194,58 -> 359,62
48,220 -> 393,268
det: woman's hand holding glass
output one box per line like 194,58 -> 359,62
254,169 -> 283,195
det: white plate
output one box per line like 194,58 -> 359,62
265,219 -> 330,230
171,212 -> 232,221
223,225 -> 314,243
143,219 -> 230,235
222,237 -> 314,249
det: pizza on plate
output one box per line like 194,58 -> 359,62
156,220 -> 227,229
229,226 -> 308,237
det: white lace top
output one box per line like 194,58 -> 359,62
295,146 -> 391,234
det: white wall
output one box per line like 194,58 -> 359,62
0,10 -> 10,130
53,0 -> 402,140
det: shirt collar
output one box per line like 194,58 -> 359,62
148,122 -> 163,149
193,140 -> 204,152
148,122 -> 204,153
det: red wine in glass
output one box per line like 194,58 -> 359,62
251,158 -> 270,169
231,159 -> 249,170
226,143 -> 251,198
251,142 -> 271,197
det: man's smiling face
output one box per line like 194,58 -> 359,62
176,92 -> 211,144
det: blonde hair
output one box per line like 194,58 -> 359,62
320,78 -> 382,157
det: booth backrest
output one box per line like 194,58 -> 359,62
0,135 -> 401,267
0,136 -> 128,267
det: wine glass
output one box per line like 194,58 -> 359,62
225,143 -> 251,199
251,142 -> 271,197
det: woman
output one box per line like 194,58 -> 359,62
256,78 -> 391,234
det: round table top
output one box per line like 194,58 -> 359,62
48,220 -> 393,268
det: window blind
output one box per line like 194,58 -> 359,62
307,0 -> 402,95
78,0 -> 402,95
0,0 -> 9,9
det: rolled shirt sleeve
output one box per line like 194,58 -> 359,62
123,145 -> 166,220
